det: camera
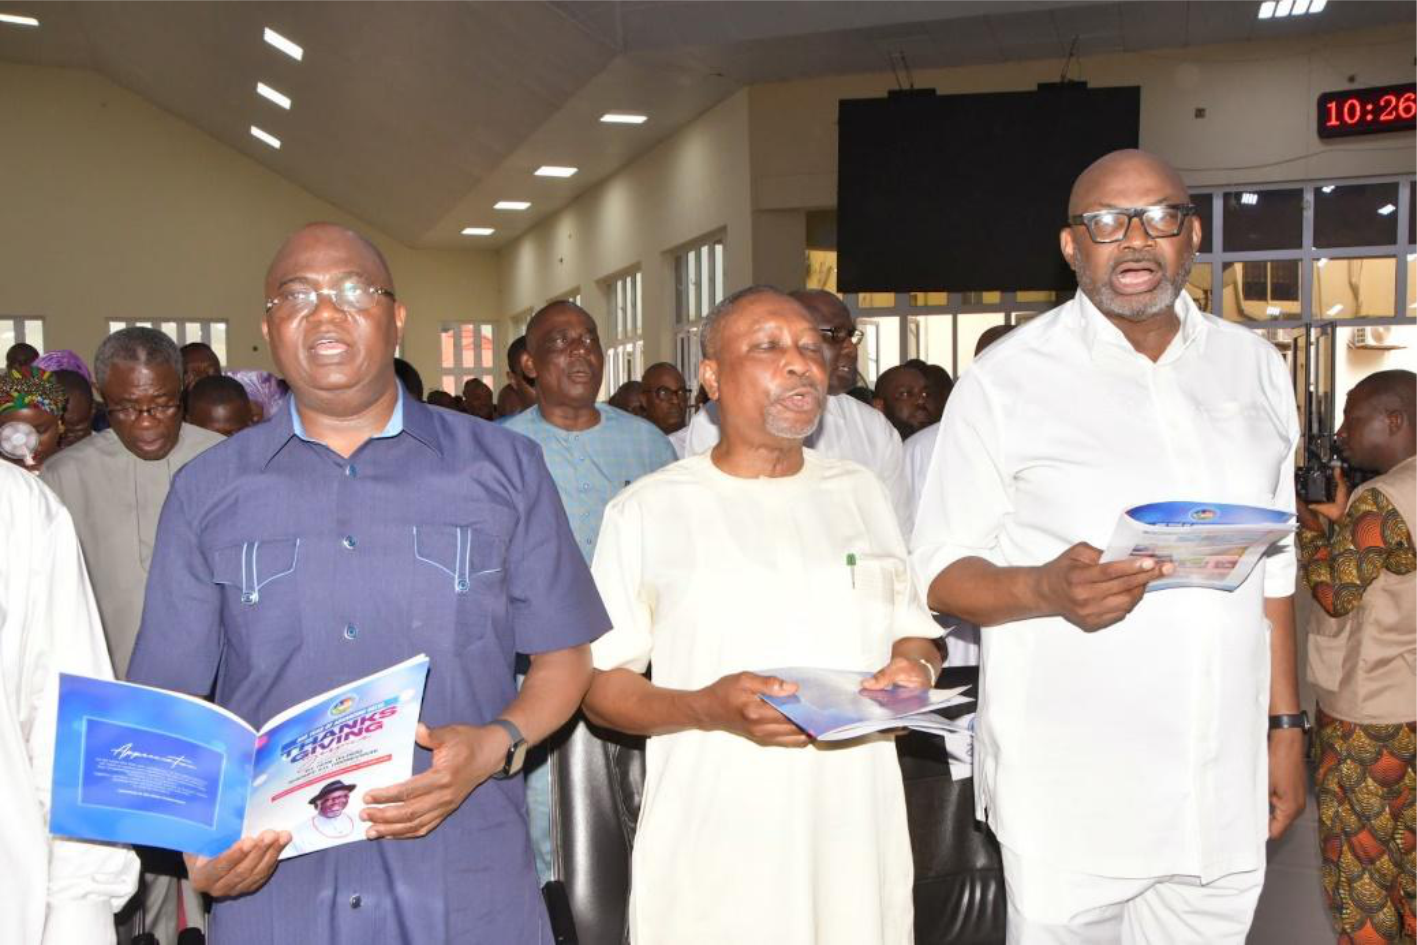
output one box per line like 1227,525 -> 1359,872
1296,435 -> 1372,504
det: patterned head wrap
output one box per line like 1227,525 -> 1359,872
227,370 -> 288,422
0,365 -> 67,417
33,349 -> 93,383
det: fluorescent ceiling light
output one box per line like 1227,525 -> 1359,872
534,165 -> 578,178
1265,306 -> 1282,316
0,12 -> 39,26
1292,0 -> 1312,13
249,126 -> 281,149
263,27 -> 303,61
1317,257 -> 1329,268
1309,0 -> 1327,11
1275,0 -> 1294,16
1377,203 -> 1396,216
600,113 -> 648,125
494,200 -> 531,211
256,82 -> 291,110
1320,185 -> 1336,194
461,227 -> 495,236
1257,1 -> 1276,18
1240,192 -> 1259,205
1325,303 -> 1344,316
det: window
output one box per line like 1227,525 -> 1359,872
604,270 -> 643,396
439,321 -> 496,395
674,235 -> 725,385
0,316 -> 44,355
106,319 -> 228,365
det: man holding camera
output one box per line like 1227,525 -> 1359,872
1297,369 -> 1415,945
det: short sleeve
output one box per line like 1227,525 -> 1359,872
588,492 -> 655,673
909,370 -> 1011,597
506,440 -> 611,654
1260,345 -> 1300,598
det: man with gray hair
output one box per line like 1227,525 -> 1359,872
42,327 -> 220,942
584,286 -> 941,943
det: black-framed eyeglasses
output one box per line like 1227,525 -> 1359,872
107,402 -> 182,423
264,278 -> 396,317
819,326 -> 865,346
649,385 -> 689,402
1066,204 -> 1197,244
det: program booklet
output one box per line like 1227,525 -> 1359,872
1099,501 -> 1296,592
757,667 -> 973,741
50,654 -> 430,859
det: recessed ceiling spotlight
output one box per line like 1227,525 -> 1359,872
534,166 -> 578,178
600,113 -> 648,125
1320,185 -> 1336,194
1293,0 -> 1312,12
461,227 -> 496,236
0,12 -> 39,26
263,27 -> 303,61
1309,0 -> 1327,11
1326,303 -> 1344,316
1317,257 -> 1329,268
256,82 -> 292,110
1258,1 -> 1276,18
1275,0 -> 1295,16
1240,192 -> 1259,205
494,201 -> 531,211
1258,0 -> 1323,17
250,126 -> 281,149
1377,203 -> 1397,216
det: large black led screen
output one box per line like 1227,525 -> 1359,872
837,86 -> 1140,292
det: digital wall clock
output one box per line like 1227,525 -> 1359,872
1317,83 -> 1416,139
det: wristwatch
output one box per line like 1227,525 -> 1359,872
489,719 -> 528,780
1268,711 -> 1311,733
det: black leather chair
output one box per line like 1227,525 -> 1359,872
549,666 -> 1005,945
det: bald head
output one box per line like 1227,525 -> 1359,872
525,300 -> 592,350
1068,149 -> 1189,217
1337,369 -> 1416,474
264,223 -> 394,297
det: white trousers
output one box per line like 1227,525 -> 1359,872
1002,846 -> 1264,945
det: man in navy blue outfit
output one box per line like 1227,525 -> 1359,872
128,222 -> 608,943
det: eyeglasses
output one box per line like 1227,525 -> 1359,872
649,385 -> 689,402
107,402 -> 182,423
1067,204 -> 1196,244
819,326 -> 865,346
544,331 -> 600,353
264,278 -> 396,317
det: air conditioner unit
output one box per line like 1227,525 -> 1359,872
1348,326 -> 1405,350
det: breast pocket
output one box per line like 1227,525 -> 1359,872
211,538 -> 302,659
1197,399 -> 1289,500
409,513 -> 513,654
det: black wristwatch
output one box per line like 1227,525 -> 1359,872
1268,711 -> 1311,733
489,719 -> 528,780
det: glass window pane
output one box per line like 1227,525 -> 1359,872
1185,262 -> 1214,312
440,326 -> 455,368
1313,182 -> 1400,248
160,322 -> 179,340
956,313 -> 1008,375
1408,252 -> 1416,315
1222,189 -> 1302,251
1015,290 -> 1058,303
0,321 -> 16,353
909,292 -> 948,306
23,318 -> 44,353
1192,193 -> 1213,254
856,316 -> 900,387
857,293 -> 896,309
441,375 -> 457,395
1221,260 -> 1302,322
479,324 -> 494,369
1314,257 -> 1397,319
210,322 -> 227,365
713,242 -> 723,305
1336,325 -> 1417,399
906,314 -> 955,379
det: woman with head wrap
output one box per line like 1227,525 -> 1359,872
0,366 -> 67,470
226,370 -> 287,424
33,349 -> 93,384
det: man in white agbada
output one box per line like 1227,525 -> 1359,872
584,286 -> 942,945
679,288 -> 913,534
0,461 -> 139,943
911,150 -> 1305,942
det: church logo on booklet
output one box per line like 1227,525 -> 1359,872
329,695 -> 358,718
1188,507 -> 1219,522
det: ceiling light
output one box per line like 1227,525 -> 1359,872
256,82 -> 291,110
1266,306 -> 1282,316
1317,257 -> 1329,268
1377,203 -> 1396,216
1309,0 -> 1327,11
0,12 -> 38,26
1326,303 -> 1344,316
263,27 -> 303,61
250,126 -> 281,149
1320,185 -> 1336,194
1275,0 -> 1294,16
1292,0 -> 1312,13
461,227 -> 495,236
494,201 -> 531,211
1257,1 -> 1276,18
1240,192 -> 1259,205
600,113 -> 648,125
1408,253 -> 1416,261
534,166 -> 578,178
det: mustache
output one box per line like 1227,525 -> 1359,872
1110,251 -> 1162,273
769,380 -> 825,405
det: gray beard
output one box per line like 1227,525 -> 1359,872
764,408 -> 822,440
1075,252 -> 1195,323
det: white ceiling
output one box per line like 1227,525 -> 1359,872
1,1 -> 1410,250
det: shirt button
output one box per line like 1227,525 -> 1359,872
346,465 -> 358,478
343,624 -> 359,640
342,535 -> 357,550
579,482 -> 590,492
455,578 -> 470,593
349,893 -> 362,909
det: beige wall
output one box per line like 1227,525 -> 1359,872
0,62 -> 499,384
498,90 -> 753,366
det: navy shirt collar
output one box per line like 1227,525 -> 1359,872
257,385 -> 443,468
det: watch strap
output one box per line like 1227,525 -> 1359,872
489,719 -> 526,779
1268,711 -> 1310,732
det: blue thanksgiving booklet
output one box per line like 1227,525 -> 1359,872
50,654 -> 429,859
757,667 -> 973,741
1099,501 -> 1296,592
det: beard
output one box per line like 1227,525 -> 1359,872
1074,248 -> 1195,323
763,380 -> 825,440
